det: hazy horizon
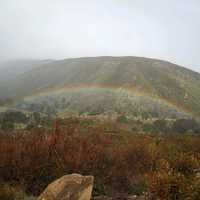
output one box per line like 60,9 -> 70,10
0,0 -> 200,72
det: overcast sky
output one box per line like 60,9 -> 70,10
0,0 -> 200,72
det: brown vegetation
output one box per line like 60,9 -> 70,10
0,118 -> 200,199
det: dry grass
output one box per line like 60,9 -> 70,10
0,119 -> 200,198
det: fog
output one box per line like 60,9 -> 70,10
0,0 -> 200,72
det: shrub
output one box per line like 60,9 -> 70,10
116,115 -> 129,123
172,118 -> 200,133
154,119 -> 169,133
147,171 -> 187,199
0,120 -> 200,198
0,183 -> 35,200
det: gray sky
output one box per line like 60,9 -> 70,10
0,0 -> 200,72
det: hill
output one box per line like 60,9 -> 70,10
1,56 -> 200,119
0,59 -> 54,82
0,59 -> 53,99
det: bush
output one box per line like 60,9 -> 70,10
116,115 -> 129,123
1,121 -> 14,130
172,118 -> 200,133
0,183 -> 35,200
0,120 -> 200,198
154,119 -> 169,133
147,171 -> 187,199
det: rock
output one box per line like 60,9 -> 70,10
38,173 -> 94,200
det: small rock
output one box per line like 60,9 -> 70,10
38,173 -> 94,200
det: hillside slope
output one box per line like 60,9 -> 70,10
1,56 -> 200,118
0,59 -> 53,99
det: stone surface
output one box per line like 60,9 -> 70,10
38,173 -> 94,200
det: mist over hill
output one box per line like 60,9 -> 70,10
0,59 -> 53,82
1,56 -> 200,120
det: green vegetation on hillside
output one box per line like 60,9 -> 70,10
1,57 -> 200,119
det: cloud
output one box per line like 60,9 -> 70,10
0,0 -> 199,72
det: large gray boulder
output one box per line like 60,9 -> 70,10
38,173 -> 94,200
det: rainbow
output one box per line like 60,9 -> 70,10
20,83 -> 199,120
